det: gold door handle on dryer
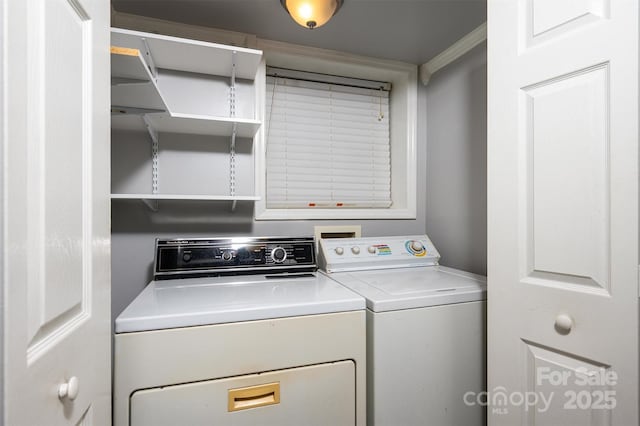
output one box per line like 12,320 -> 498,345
228,382 -> 280,412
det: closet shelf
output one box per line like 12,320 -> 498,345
111,46 -> 168,113
111,46 -> 153,81
111,112 -> 261,138
110,41 -> 261,138
111,194 -> 261,201
148,113 -> 261,138
110,28 -> 263,211
112,194 -> 260,213
111,28 -> 263,80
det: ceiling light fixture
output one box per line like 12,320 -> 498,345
280,0 -> 344,30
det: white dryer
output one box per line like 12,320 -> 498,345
319,235 -> 486,426
114,237 -> 366,426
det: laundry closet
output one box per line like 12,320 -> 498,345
109,4 -> 488,426
4,1 -> 639,424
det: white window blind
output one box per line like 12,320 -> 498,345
265,71 -> 391,209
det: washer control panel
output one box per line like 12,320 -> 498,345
318,235 -> 440,273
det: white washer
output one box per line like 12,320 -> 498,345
114,237 -> 366,426
319,235 -> 487,426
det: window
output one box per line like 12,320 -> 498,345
265,68 -> 391,209
255,39 -> 418,220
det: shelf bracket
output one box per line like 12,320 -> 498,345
141,38 -> 158,80
230,50 -> 237,118
141,198 -> 159,212
230,123 -> 237,198
229,51 -> 238,202
143,115 -> 160,196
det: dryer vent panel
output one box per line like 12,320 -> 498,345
314,226 -> 362,251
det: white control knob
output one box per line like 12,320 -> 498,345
368,246 -> 376,254
334,247 -> 344,255
351,246 -> 361,255
410,241 -> 424,252
554,313 -> 573,335
58,376 -> 79,401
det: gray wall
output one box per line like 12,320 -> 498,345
425,42 -> 487,276
110,85 -> 429,320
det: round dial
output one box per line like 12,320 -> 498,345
405,240 -> 426,256
271,247 -> 287,263
351,246 -> 361,255
221,251 -> 233,261
335,247 -> 344,255
367,246 -> 376,254
410,241 -> 424,252
182,252 -> 192,262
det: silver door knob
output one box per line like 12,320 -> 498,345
554,314 -> 573,335
58,376 -> 79,401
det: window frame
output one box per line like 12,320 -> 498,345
254,39 -> 418,220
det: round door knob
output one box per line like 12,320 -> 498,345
335,247 -> 344,255
58,376 -> 79,401
368,246 -> 376,254
554,313 -> 573,335
351,246 -> 361,255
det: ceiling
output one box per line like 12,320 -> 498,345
111,0 -> 486,65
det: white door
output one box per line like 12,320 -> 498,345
3,0 -> 111,424
488,0 -> 638,425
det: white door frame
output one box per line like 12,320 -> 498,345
0,0 -> 5,420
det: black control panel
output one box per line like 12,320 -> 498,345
154,237 -> 316,279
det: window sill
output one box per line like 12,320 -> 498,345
254,207 -> 416,221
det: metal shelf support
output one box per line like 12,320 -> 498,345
143,115 -> 160,212
140,37 -> 158,80
141,198 -> 159,212
230,51 -> 238,211
230,124 -> 237,211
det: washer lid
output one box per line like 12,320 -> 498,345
115,273 -> 365,333
326,265 -> 486,312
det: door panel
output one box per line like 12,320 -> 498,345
4,0 -> 111,424
27,0 -> 90,358
522,64 -> 609,293
522,341 -> 612,426
42,0 -> 86,323
488,0 -> 638,424
527,0 -> 609,47
130,361 -> 356,426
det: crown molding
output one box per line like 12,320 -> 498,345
420,21 -> 487,85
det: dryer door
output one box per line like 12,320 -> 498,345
130,360 -> 355,426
